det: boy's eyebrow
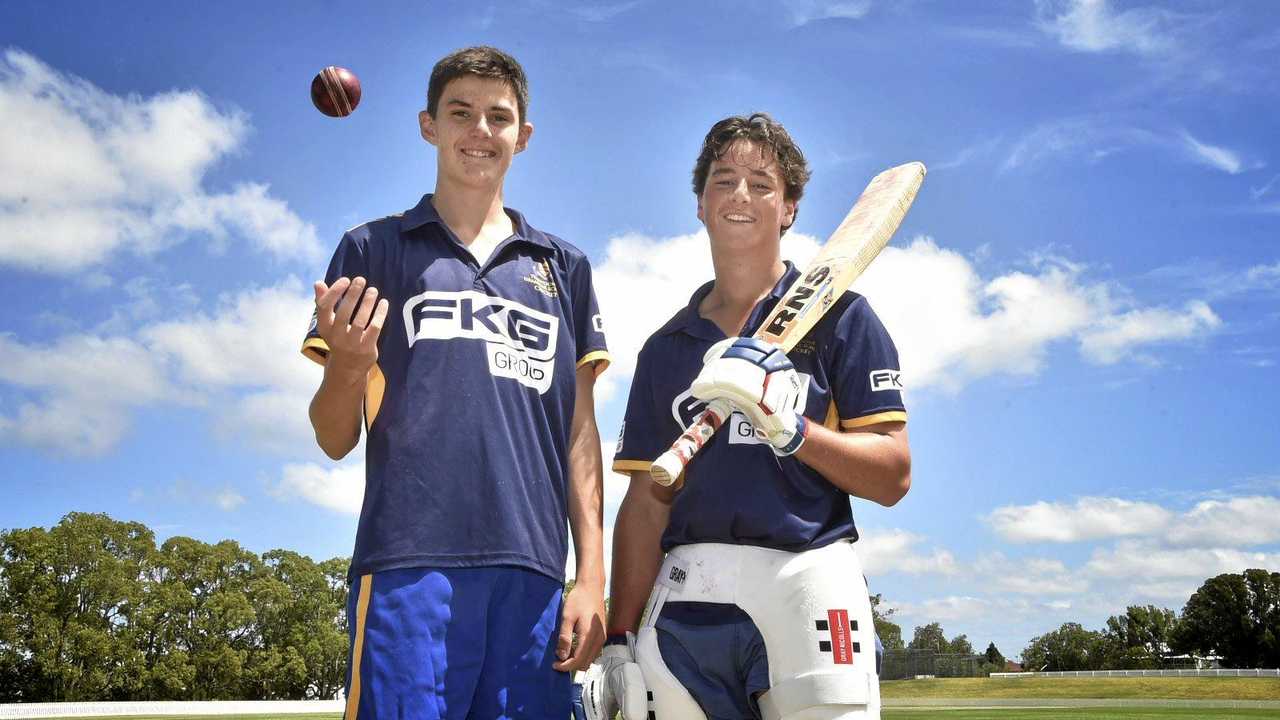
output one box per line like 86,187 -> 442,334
444,97 -> 515,114
710,166 -> 775,179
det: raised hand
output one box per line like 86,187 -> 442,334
313,276 -> 390,378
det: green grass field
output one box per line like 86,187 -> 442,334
880,677 -> 1280,700
33,678 -> 1280,720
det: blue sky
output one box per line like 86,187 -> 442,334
1,1 -> 1277,660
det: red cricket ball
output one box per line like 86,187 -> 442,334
311,66 -> 361,117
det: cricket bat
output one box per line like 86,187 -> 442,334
649,161 -> 927,487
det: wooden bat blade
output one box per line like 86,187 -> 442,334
757,161 -> 925,351
649,161 -> 926,487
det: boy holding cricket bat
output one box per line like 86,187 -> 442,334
586,113 -> 912,720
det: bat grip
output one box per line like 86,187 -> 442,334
650,402 -> 730,487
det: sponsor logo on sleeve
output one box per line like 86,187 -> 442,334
615,422 -> 625,455
592,313 -> 605,334
403,290 -> 559,393
869,369 -> 903,392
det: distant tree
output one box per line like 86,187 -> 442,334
0,513 -> 353,701
947,634 -> 973,656
870,594 -> 903,650
1021,622 -> 1105,671
146,536 -> 261,699
977,641 -> 1006,676
1173,569 -> 1280,668
1100,605 -> 1177,669
908,622 -> 948,653
0,513 -> 152,701
984,642 -> 1004,666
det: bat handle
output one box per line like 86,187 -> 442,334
650,402 -> 731,487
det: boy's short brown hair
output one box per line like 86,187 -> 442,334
427,46 -> 530,123
692,112 -> 811,232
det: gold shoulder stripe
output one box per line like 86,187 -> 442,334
364,365 -> 386,430
301,338 -> 330,366
840,411 -> 908,430
823,400 -> 840,431
577,350 -> 612,377
613,459 -> 652,474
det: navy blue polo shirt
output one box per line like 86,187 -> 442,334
613,262 -> 905,552
302,195 -> 610,581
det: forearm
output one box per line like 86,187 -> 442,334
566,366 -> 606,591
607,473 -> 672,635
795,421 -> 911,506
308,361 -> 368,460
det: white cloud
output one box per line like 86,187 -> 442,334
1035,0 -> 1177,56
143,278 -> 323,451
0,278 -> 322,457
1079,300 -> 1220,364
1004,118 -> 1249,176
985,496 -> 1172,543
973,553 -> 1088,595
785,0 -> 873,27
595,233 -> 1220,397
214,488 -> 246,511
1251,174 -> 1280,201
0,333 -> 173,456
856,528 -> 959,576
1178,131 -> 1246,175
895,595 -> 995,624
274,461 -> 365,516
591,228 -> 819,401
1176,496 -> 1280,548
565,1 -> 641,23
1085,540 -> 1280,581
0,49 -> 321,273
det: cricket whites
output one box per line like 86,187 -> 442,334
649,161 -> 927,487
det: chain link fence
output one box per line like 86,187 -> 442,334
880,649 -> 986,680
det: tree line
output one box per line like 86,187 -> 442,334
0,512 -> 349,701
4,513 -> 1276,700
1020,569 -> 1280,671
873,570 -> 1280,676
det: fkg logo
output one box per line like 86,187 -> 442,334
869,369 -> 903,392
403,290 -> 559,394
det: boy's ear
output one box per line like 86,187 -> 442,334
515,121 -> 534,154
696,194 -> 705,224
419,110 -> 437,145
782,199 -> 797,229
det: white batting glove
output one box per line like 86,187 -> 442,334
581,635 -> 648,720
690,337 -> 809,456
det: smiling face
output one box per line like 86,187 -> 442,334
419,75 -> 533,192
697,140 -> 797,252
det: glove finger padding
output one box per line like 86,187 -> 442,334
615,661 -> 648,720
689,337 -> 806,452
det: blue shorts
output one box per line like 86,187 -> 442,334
655,602 -> 771,720
343,566 -> 570,720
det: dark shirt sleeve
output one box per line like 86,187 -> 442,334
827,295 -> 907,429
568,253 -> 610,375
612,341 -> 677,474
